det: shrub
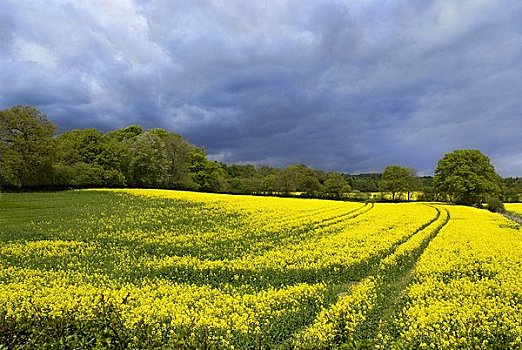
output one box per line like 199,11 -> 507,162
486,197 -> 505,213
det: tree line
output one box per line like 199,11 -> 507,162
1,106 -> 521,205
0,106 -> 356,198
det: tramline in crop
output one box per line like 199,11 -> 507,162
386,206 -> 522,349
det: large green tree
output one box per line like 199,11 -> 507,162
294,165 -> 321,197
501,177 -> 522,203
276,164 -> 321,197
226,164 -> 261,194
188,148 -> 228,192
379,165 -> 417,201
55,128 -> 126,187
432,149 -> 502,206
322,172 -> 351,199
127,131 -> 169,188
0,106 -> 56,187
146,128 -> 196,189
347,174 -> 380,193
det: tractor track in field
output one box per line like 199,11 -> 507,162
310,202 -> 374,230
255,203 -> 372,240
291,205 -> 451,349
288,205 -> 451,349
251,203 -> 375,249
354,206 -> 451,348
262,203 -> 375,246
504,212 -> 522,226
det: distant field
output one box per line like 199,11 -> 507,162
506,203 -> 522,216
0,189 -> 521,349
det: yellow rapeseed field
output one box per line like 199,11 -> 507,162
506,203 -> 522,216
387,205 -> 522,349
0,190 -> 521,348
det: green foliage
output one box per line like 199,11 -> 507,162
106,125 -> 143,141
127,132 -> 169,187
379,165 -> 417,201
56,128 -> 126,187
161,132 -> 196,189
0,105 -> 208,191
0,105 -> 56,187
226,165 -> 269,194
0,105 -> 513,206
189,148 -> 228,192
502,177 -> 522,203
433,149 -> 502,206
486,197 -> 505,213
53,125 -> 199,190
259,173 -> 278,194
322,172 -> 351,199
275,167 -> 297,195
295,167 -> 321,197
274,165 -> 322,197
347,174 -> 380,193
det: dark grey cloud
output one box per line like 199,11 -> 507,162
1,0 -> 521,176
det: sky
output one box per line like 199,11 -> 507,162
1,0 -> 521,176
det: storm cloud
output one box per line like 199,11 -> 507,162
1,0 -> 521,176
